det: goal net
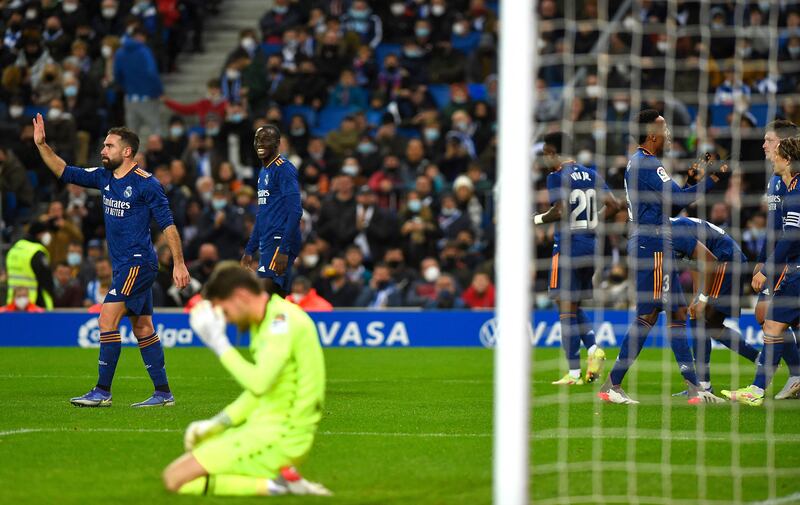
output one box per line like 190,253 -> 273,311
519,1 -> 800,504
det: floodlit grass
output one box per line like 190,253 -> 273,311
0,347 -> 797,504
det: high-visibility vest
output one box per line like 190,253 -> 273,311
6,239 -> 53,309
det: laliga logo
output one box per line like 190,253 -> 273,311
77,317 -> 193,347
78,317 -> 101,348
478,317 -> 535,348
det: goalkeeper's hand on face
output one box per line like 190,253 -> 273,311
189,300 -> 232,356
184,412 -> 232,451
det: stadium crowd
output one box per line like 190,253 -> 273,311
0,0 -> 798,312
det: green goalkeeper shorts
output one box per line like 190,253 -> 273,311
193,423 -> 314,477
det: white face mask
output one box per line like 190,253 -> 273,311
292,292 -> 306,302
303,254 -> 319,268
390,3 -> 405,16
102,7 -> 118,19
9,105 -> 24,118
577,150 -> 593,166
423,266 -> 440,283
40,232 -> 52,246
431,4 -> 445,16
613,101 -> 629,114
14,296 -> 29,310
63,2 -> 79,13
226,68 -> 240,80
656,40 -> 668,53
241,37 -> 256,51
48,109 -> 62,121
585,84 -> 600,98
101,45 -> 113,58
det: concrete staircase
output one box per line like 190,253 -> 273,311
162,0 -> 271,106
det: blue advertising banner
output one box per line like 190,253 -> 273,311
0,310 -> 766,348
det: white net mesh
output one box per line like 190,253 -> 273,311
529,1 -> 800,503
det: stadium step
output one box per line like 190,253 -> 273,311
164,0 -> 270,105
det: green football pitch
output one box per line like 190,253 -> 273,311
0,347 -> 798,505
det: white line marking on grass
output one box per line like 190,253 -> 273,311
748,492 -> 800,505
4,427 -> 800,444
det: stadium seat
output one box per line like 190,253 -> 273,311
23,105 -> 48,119
261,43 -> 283,56
428,84 -> 451,109
709,104 -> 733,127
468,83 -> 487,101
397,127 -> 421,139
749,104 -> 771,126
283,105 -> 317,127
374,43 -> 402,69
313,105 -> 361,136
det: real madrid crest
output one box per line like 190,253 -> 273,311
124,186 -> 133,198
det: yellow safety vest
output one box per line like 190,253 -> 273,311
6,239 -> 53,309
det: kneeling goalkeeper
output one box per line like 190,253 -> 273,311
163,264 -> 330,496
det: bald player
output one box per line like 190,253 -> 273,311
241,125 -> 302,297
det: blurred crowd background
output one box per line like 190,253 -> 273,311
0,0 -> 797,312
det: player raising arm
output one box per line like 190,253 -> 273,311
598,109 -> 727,405
33,114 -> 190,407
534,132 -> 621,385
163,264 -> 330,496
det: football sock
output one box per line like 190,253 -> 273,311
668,321 -> 699,386
781,329 -> 800,376
609,317 -> 653,386
559,313 -> 582,371
576,308 -> 596,349
137,332 -> 170,392
712,326 -> 760,362
753,335 -> 783,390
97,330 -> 122,391
178,475 -> 276,496
689,318 -> 711,383
569,369 -> 581,379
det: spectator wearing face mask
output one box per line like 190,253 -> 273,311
295,242 -> 324,284
355,263 -> 403,308
286,276 -> 333,312
52,262 -> 84,308
190,185 -> 246,260
260,0 -> 302,45
0,287 -> 46,313
42,200 -> 84,266
405,257 -> 441,306
65,241 -> 95,288
423,273 -> 465,310
188,243 -> 220,285
93,0 -> 126,40
462,271 -> 495,309
342,0 -> 384,49
163,79 -> 228,126
315,257 -> 362,307
5,221 -> 55,310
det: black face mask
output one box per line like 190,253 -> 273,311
202,259 -> 216,270
387,260 -> 402,269
376,280 -> 390,290
609,274 -> 626,283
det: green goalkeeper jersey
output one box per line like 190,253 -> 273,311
218,295 -> 326,432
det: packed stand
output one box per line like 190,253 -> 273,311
0,0 -> 500,311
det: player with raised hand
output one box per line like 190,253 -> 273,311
598,109 -> 727,405
241,124 -> 302,297
163,264 -> 330,497
32,114 -> 190,407
669,216 -> 760,395
534,132 -> 621,385
723,137 -> 800,406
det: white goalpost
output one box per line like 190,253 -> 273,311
493,1 -> 535,504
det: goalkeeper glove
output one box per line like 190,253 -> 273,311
184,412 -> 232,451
189,300 -> 233,356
